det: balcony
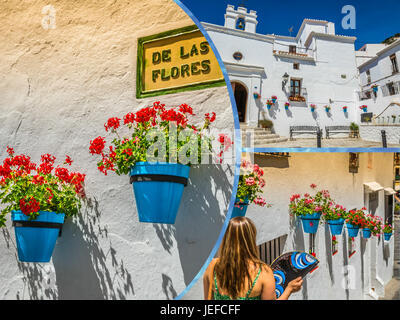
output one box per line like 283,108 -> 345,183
357,89 -> 373,101
288,87 -> 308,102
273,48 -> 314,61
382,81 -> 400,97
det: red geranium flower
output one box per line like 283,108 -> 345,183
65,155 -> 73,166
89,137 -> 106,155
104,117 -> 121,132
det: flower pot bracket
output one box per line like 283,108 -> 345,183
129,174 -> 188,186
12,220 -> 63,237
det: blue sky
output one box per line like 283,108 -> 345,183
179,0 -> 400,50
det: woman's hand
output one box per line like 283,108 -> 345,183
287,277 -> 303,293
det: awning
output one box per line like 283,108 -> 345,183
384,187 -> 397,195
364,182 -> 384,193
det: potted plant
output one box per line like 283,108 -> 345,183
289,184 -> 332,234
266,100 -> 273,110
88,102 -> 224,225
350,122 -> 359,138
383,224 -> 393,241
284,102 -> 290,110
345,208 -> 366,238
310,104 -> 316,112
0,147 -> 86,262
271,96 -> 278,104
343,106 -> 348,112
253,92 -> 260,99
258,119 -> 274,130
325,105 -> 331,113
233,160 -> 268,218
322,204 -> 346,236
362,214 -> 383,239
372,85 -> 379,93
360,105 -> 368,113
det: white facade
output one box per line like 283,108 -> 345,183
203,5 -> 360,138
246,152 -> 395,300
356,40 -> 400,143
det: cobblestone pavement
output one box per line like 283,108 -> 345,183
248,138 -> 400,149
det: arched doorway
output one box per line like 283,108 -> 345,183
232,82 -> 248,123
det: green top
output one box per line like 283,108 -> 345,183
213,267 -> 262,300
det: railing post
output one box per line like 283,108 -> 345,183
381,130 -> 387,148
317,128 -> 322,148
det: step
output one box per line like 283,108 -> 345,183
243,136 -> 289,146
241,127 -> 273,134
242,133 -> 281,140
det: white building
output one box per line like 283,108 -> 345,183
356,39 -> 400,144
203,5 -> 360,140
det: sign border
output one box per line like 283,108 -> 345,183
136,25 -> 226,99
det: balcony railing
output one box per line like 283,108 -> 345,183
288,87 -> 308,102
357,89 -> 373,101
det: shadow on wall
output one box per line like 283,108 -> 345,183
2,227 -> 59,300
289,216 -> 308,299
11,196 -> 135,300
153,164 -> 232,299
51,197 -> 135,299
254,153 -> 289,169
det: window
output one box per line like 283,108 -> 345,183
290,79 -> 301,97
233,52 -> 243,61
385,194 -> 394,226
289,45 -> 297,54
366,70 -> 371,84
388,82 -> 396,96
293,63 -> 299,70
391,54 -> 399,74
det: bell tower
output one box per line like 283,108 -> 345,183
224,5 -> 258,33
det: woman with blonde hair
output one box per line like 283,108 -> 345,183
203,216 -> 303,300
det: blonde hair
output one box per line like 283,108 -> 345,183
214,216 -> 264,299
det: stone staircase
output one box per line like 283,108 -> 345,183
241,126 -> 288,147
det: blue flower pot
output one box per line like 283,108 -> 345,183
311,108 -> 315,112
362,108 -> 367,113
346,223 -> 360,238
11,210 -> 65,263
267,105 -> 272,110
384,233 -> 392,241
231,198 -> 249,218
343,108 -> 348,113
285,106 -> 289,110
373,87 -> 378,93
362,228 -> 371,239
328,218 -> 345,235
272,99 -> 277,104
253,93 -> 259,99
130,162 -> 190,224
300,212 -> 321,234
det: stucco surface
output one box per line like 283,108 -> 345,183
0,0 -> 235,299
244,152 -> 394,300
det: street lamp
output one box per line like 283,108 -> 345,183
282,72 -> 289,90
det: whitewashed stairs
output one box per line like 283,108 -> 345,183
241,126 -> 288,147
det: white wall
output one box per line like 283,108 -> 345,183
244,152 -> 395,300
359,42 -> 400,87
0,0 -> 235,300
205,17 -> 359,138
